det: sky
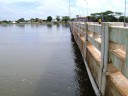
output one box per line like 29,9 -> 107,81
0,0 -> 127,20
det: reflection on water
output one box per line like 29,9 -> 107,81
62,23 -> 69,28
54,23 -> 60,28
0,24 -> 95,96
71,35 -> 96,96
46,23 -> 52,28
56,24 -> 60,28
16,24 -> 25,28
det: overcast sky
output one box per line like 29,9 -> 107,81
0,0 -> 127,20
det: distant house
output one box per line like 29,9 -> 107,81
12,21 -> 16,24
52,19 -> 57,22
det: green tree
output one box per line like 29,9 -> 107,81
17,18 -> 25,23
47,16 -> 52,22
62,16 -> 70,22
2,20 -> 9,23
119,16 -> 128,22
90,10 -> 122,22
35,18 -> 39,22
119,16 -> 124,22
115,12 -> 123,17
19,18 -> 25,22
70,18 -> 75,21
30,18 -> 35,22
56,16 -> 60,21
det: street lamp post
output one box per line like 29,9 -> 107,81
69,0 -> 71,18
87,1 -> 88,16
84,0 -> 88,16
84,0 -> 88,21
124,0 -> 126,27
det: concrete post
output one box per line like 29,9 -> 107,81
100,23 -> 110,95
100,22 -> 124,95
84,22 -> 88,43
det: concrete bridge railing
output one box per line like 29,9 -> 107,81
69,22 -> 128,96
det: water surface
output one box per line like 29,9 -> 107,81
0,23 -> 95,96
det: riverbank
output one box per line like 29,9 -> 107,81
0,21 -> 69,25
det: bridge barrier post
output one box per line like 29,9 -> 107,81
100,23 -> 110,95
100,22 -> 128,96
69,22 -> 128,96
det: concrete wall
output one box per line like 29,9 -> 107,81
69,22 -> 128,96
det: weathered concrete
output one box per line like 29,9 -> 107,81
69,22 -> 128,96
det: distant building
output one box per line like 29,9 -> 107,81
52,19 -> 57,22
12,21 -> 16,24
74,15 -> 87,22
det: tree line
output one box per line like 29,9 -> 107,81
0,16 -> 70,24
87,10 -> 128,22
1,10 -> 128,24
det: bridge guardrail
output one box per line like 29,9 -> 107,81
69,21 -> 128,96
